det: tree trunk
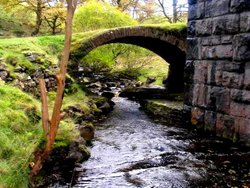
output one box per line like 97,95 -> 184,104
30,0 -> 77,176
173,0 -> 178,23
32,0 -> 43,36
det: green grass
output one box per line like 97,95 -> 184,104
138,56 -> 169,86
0,35 -> 65,79
0,82 -> 42,188
0,84 -> 93,188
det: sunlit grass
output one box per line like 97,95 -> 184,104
0,83 -> 42,188
138,56 -> 169,86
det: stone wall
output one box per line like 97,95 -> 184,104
185,0 -> 250,144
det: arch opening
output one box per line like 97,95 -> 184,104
70,27 -> 186,93
105,36 -> 186,92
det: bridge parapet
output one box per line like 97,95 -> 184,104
71,26 -> 186,58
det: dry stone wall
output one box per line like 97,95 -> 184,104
185,0 -> 250,144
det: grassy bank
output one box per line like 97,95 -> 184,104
0,83 -> 42,187
0,83 -> 94,187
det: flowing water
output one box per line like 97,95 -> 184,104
55,97 -> 250,188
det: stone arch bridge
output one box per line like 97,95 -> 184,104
70,3 -> 250,146
70,26 -> 187,92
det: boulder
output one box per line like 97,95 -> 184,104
79,125 -> 94,143
101,91 -> 115,99
146,76 -> 156,85
119,86 -> 168,100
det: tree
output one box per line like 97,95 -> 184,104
0,0 -> 51,35
157,0 -> 187,23
30,0 -> 77,176
103,0 -> 155,20
73,0 -> 137,32
44,2 -> 66,35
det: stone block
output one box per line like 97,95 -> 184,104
240,11 -> 250,32
188,4 -> 197,20
212,14 -> 239,35
224,62 -> 245,73
216,113 -> 225,136
231,89 -> 250,104
215,45 -> 233,59
191,107 -> 205,126
236,117 -> 250,144
207,86 -> 230,113
210,0 -> 230,17
200,37 -> 210,46
230,0 -> 250,12
184,60 -> 195,83
222,71 -> 244,89
201,36 -> 221,46
230,101 -> 250,118
205,0 -> 212,18
223,115 -> 236,139
192,84 -> 208,107
215,61 -> 225,86
201,46 -> 216,59
221,35 -> 233,44
188,21 -> 196,37
197,1 -> 205,19
187,38 -> 200,60
233,34 -> 250,61
244,62 -> 250,90
184,83 -> 194,106
196,19 -> 212,36
193,61 -> 207,83
207,61 -> 217,85
202,45 -> 232,59
215,114 -> 236,139
188,0 -> 197,5
204,110 -> 217,131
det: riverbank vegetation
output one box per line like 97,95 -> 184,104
0,83 -> 41,187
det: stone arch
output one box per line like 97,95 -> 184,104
71,26 -> 187,92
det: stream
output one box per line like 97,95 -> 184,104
54,97 -> 250,188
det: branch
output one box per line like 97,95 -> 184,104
39,79 -> 50,140
157,0 -> 172,23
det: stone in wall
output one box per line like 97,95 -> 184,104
204,110 -> 217,131
244,62 -> 250,90
186,0 -> 250,144
205,0 -> 230,17
206,86 -> 230,114
187,38 -> 200,60
240,11 -> 250,32
192,84 -> 208,108
212,14 -> 239,35
230,0 -> 250,13
196,19 -> 212,36
233,34 -> 250,61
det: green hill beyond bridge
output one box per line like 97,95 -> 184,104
70,25 -> 187,92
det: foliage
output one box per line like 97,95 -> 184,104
103,0 -> 155,21
0,83 -> 42,187
138,56 -> 169,86
73,0 -> 137,32
0,5 -> 32,37
110,44 -> 169,85
43,3 -> 66,35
